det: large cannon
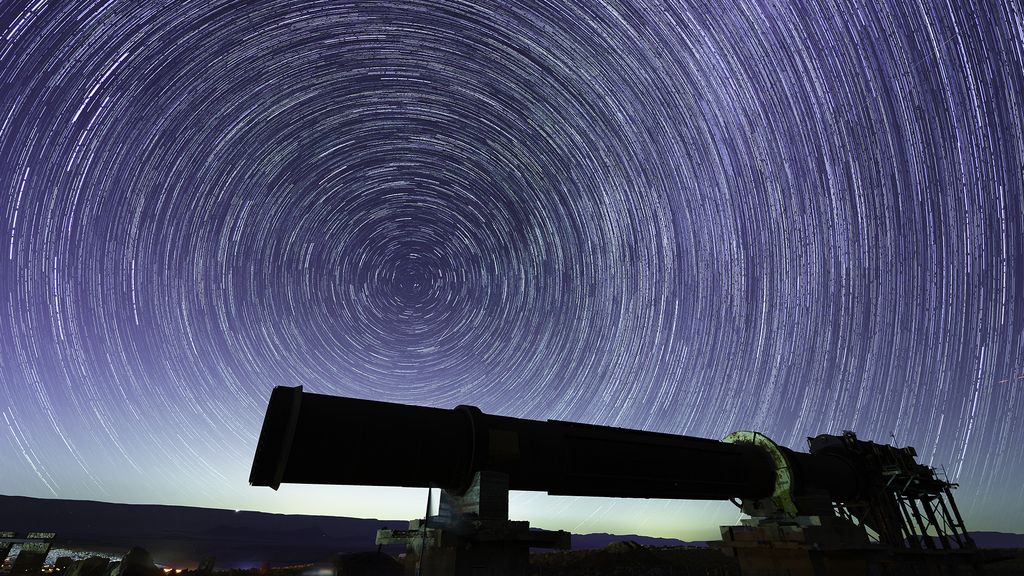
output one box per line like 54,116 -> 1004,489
249,386 -> 977,576
248,386 -> 863,501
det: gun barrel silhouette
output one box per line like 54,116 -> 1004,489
249,386 -> 860,503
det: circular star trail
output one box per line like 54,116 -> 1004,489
1,0 -> 1022,537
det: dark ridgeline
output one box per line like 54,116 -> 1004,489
0,494 -> 715,563
0,495 -> 401,568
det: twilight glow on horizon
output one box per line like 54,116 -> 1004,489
1,0 -> 1022,540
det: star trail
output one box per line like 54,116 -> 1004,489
1,0 -> 1022,539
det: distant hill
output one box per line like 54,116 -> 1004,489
569,532 -> 699,549
0,494 -> 401,568
960,532 -> 1024,549
0,495 -> 699,567
1,495 -> 1018,568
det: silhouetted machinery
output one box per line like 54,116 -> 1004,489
250,387 -> 982,576
0,532 -> 56,575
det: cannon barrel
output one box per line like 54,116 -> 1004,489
249,386 -> 861,503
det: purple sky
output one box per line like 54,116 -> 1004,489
1,0 -> 1022,539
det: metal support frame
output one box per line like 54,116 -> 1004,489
719,431 -> 983,575
894,490 -> 975,551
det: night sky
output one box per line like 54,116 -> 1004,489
1,0 -> 1023,540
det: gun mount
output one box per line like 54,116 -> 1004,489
250,386 -> 980,575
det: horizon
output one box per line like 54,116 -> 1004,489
5,492 -> 1024,543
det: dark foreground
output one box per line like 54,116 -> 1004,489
528,544 -> 1024,576
15,543 -> 1022,576
529,542 -> 740,575
237,544 -> 1024,576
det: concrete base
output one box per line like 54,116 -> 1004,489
376,472 -> 569,576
